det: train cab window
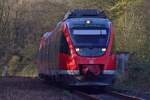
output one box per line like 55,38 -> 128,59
60,32 -> 70,55
70,28 -> 109,48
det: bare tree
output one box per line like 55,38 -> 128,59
0,0 -> 11,76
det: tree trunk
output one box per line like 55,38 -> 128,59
1,64 -> 8,76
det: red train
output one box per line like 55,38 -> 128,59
37,9 -> 117,86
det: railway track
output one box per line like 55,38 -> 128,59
106,90 -> 145,100
72,89 -> 145,100
0,77 -> 147,100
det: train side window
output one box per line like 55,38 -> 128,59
60,32 -> 70,55
38,48 -> 42,63
40,47 -> 45,63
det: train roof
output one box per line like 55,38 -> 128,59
63,9 -> 107,20
65,18 -> 110,28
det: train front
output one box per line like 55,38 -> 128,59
62,17 -> 116,86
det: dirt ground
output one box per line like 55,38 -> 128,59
0,77 -> 83,100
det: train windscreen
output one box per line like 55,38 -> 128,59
69,27 -> 109,56
70,28 -> 109,48
67,18 -> 111,56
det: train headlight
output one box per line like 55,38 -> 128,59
86,20 -> 91,24
102,48 -> 106,52
75,48 -> 80,52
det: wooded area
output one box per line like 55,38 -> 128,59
0,0 -> 149,87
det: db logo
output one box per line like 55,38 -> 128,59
89,60 -> 94,64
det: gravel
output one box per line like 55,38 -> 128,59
0,77 -> 83,100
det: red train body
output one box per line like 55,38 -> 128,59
37,9 -> 117,86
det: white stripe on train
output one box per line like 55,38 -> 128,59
59,70 -> 79,75
103,70 -> 115,75
58,70 -> 115,75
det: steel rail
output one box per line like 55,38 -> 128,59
72,90 -> 145,100
107,91 -> 145,100
73,90 -> 99,100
